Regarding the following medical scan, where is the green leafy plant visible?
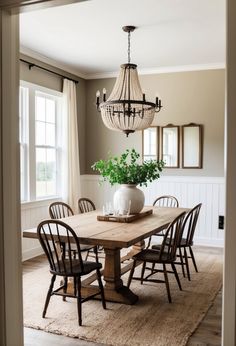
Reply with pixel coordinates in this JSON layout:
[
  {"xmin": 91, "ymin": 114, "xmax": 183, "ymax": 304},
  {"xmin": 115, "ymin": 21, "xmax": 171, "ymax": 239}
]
[{"xmin": 92, "ymin": 149, "xmax": 165, "ymax": 187}]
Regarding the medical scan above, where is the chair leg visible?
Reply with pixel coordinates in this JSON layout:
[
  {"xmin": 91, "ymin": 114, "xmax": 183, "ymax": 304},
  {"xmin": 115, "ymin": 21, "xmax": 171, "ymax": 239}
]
[
  {"xmin": 141, "ymin": 261, "xmax": 146, "ymax": 284},
  {"xmin": 74, "ymin": 276, "xmax": 77, "ymax": 297},
  {"xmin": 189, "ymin": 246, "xmax": 198, "ymax": 272},
  {"xmin": 96, "ymin": 269, "xmax": 106, "ymax": 309},
  {"xmin": 43, "ymin": 274, "xmax": 56, "ymax": 318},
  {"xmin": 85, "ymin": 250, "xmax": 89, "ymax": 261},
  {"xmin": 151, "ymin": 262, "xmax": 156, "ymax": 274},
  {"xmin": 184, "ymin": 247, "xmax": 191, "ymax": 281},
  {"xmin": 179, "ymin": 247, "xmax": 186, "ymax": 278},
  {"xmin": 127, "ymin": 260, "xmax": 136, "ymax": 288},
  {"xmin": 146, "ymin": 236, "xmax": 152, "ymax": 249},
  {"xmin": 63, "ymin": 276, "xmax": 68, "ymax": 301},
  {"xmin": 163, "ymin": 263, "xmax": 172, "ymax": 303},
  {"xmin": 171, "ymin": 263, "xmax": 182, "ymax": 291},
  {"xmin": 94, "ymin": 246, "xmax": 99, "ymax": 263},
  {"xmin": 76, "ymin": 276, "xmax": 82, "ymax": 326}
]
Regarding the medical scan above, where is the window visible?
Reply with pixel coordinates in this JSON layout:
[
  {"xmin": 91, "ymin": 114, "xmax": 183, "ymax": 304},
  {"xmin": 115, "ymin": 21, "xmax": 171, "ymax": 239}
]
[{"xmin": 20, "ymin": 81, "xmax": 64, "ymax": 202}]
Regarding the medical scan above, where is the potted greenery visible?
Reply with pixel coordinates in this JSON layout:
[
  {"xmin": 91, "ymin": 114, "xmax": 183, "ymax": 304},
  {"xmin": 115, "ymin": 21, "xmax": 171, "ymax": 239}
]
[{"xmin": 92, "ymin": 149, "xmax": 165, "ymax": 214}]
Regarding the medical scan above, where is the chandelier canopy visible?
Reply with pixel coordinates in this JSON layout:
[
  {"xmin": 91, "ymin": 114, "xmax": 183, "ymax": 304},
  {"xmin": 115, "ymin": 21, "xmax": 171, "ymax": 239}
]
[{"xmin": 96, "ymin": 26, "xmax": 162, "ymax": 137}]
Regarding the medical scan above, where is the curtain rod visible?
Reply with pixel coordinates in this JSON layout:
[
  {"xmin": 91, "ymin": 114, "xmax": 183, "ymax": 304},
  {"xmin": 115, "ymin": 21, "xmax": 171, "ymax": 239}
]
[{"xmin": 20, "ymin": 58, "xmax": 79, "ymax": 84}]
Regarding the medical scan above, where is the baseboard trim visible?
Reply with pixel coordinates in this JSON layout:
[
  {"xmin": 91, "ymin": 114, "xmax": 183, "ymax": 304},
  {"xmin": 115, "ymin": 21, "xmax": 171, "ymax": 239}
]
[
  {"xmin": 194, "ymin": 237, "xmax": 224, "ymax": 248},
  {"xmin": 22, "ymin": 246, "xmax": 43, "ymax": 262}
]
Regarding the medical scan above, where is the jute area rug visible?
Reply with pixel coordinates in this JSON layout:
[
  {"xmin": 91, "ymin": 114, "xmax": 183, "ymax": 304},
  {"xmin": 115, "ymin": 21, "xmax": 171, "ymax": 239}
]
[{"xmin": 23, "ymin": 248, "xmax": 222, "ymax": 346}]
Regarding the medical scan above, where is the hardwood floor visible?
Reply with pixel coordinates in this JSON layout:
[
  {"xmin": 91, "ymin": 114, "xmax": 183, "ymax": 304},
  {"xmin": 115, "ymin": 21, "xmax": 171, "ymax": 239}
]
[{"xmin": 23, "ymin": 246, "xmax": 223, "ymax": 346}]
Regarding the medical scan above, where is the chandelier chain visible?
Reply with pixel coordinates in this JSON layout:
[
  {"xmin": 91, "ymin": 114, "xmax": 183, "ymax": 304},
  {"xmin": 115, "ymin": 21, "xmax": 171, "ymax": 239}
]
[{"xmin": 128, "ymin": 31, "xmax": 131, "ymax": 63}]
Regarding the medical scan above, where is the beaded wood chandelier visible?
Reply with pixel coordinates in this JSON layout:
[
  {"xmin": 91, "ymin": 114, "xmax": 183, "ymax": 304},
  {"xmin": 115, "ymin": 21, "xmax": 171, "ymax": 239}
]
[{"xmin": 96, "ymin": 26, "xmax": 162, "ymax": 137}]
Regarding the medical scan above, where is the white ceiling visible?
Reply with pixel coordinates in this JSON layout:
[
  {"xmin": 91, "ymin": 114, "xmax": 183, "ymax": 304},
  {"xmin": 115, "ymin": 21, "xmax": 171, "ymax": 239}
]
[{"xmin": 20, "ymin": 0, "xmax": 225, "ymax": 79}]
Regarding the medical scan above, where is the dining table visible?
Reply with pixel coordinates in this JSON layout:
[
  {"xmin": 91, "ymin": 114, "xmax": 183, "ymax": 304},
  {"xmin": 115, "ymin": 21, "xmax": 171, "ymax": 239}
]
[{"xmin": 23, "ymin": 206, "xmax": 189, "ymax": 305}]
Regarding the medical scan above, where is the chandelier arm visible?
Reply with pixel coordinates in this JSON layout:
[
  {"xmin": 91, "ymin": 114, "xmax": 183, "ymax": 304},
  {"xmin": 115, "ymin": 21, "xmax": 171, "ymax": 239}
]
[{"xmin": 100, "ymin": 99, "xmax": 156, "ymax": 107}]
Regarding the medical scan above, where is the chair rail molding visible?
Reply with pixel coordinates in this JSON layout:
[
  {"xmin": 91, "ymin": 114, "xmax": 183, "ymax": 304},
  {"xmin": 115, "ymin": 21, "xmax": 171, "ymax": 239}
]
[{"xmin": 81, "ymin": 175, "xmax": 225, "ymax": 247}]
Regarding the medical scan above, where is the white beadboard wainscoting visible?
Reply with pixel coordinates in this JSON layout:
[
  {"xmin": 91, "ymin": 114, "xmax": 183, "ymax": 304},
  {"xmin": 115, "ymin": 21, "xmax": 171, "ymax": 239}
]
[
  {"xmin": 21, "ymin": 198, "xmax": 61, "ymax": 261},
  {"xmin": 81, "ymin": 175, "xmax": 225, "ymax": 247}
]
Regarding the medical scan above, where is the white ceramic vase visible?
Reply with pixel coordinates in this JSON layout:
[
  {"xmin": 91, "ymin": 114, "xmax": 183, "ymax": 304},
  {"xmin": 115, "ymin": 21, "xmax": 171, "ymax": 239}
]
[{"xmin": 113, "ymin": 184, "xmax": 145, "ymax": 215}]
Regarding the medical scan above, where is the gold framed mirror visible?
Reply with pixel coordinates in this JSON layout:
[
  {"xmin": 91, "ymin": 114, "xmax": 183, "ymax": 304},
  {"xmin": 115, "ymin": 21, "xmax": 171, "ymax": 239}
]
[
  {"xmin": 182, "ymin": 123, "xmax": 203, "ymax": 168},
  {"xmin": 161, "ymin": 124, "xmax": 180, "ymax": 168}
]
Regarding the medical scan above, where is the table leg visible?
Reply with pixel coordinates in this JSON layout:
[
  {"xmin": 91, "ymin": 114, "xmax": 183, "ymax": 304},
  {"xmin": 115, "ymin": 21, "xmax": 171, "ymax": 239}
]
[
  {"xmin": 102, "ymin": 247, "xmax": 138, "ymax": 304},
  {"xmin": 80, "ymin": 247, "xmax": 138, "ymax": 305}
]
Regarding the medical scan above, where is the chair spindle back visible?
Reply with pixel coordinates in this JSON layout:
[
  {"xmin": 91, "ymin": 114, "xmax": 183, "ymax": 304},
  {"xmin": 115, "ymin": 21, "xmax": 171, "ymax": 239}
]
[
  {"xmin": 153, "ymin": 195, "xmax": 179, "ymax": 208},
  {"xmin": 49, "ymin": 202, "xmax": 74, "ymax": 219},
  {"xmin": 182, "ymin": 203, "xmax": 202, "ymax": 246},
  {"xmin": 78, "ymin": 198, "xmax": 96, "ymax": 214},
  {"xmin": 37, "ymin": 220, "xmax": 84, "ymax": 275},
  {"xmin": 159, "ymin": 212, "xmax": 186, "ymax": 261}
]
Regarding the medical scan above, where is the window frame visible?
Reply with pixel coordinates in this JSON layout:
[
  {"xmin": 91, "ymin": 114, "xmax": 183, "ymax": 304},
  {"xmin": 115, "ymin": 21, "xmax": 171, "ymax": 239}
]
[
  {"xmin": 19, "ymin": 85, "xmax": 29, "ymax": 202},
  {"xmin": 20, "ymin": 80, "xmax": 63, "ymax": 203}
]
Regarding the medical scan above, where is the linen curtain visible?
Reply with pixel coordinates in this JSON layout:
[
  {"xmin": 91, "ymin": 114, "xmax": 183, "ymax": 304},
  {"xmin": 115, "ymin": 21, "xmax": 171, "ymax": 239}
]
[{"xmin": 63, "ymin": 79, "xmax": 81, "ymax": 212}]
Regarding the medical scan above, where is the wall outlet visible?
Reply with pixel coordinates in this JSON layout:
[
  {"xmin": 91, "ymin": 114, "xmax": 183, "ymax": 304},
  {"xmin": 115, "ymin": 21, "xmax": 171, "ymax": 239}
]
[{"xmin": 218, "ymin": 215, "xmax": 224, "ymax": 230}]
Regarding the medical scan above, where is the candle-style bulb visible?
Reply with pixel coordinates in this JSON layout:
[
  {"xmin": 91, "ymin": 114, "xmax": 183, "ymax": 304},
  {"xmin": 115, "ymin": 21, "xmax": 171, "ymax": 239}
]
[
  {"xmin": 103, "ymin": 88, "xmax": 106, "ymax": 102},
  {"xmin": 96, "ymin": 90, "xmax": 100, "ymax": 110}
]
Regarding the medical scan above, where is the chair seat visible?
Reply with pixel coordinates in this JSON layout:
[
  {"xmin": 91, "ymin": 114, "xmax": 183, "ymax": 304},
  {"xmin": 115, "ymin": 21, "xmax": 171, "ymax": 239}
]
[
  {"xmin": 178, "ymin": 238, "xmax": 193, "ymax": 247},
  {"xmin": 51, "ymin": 259, "xmax": 102, "ymax": 276},
  {"xmin": 152, "ymin": 238, "xmax": 193, "ymax": 249},
  {"xmin": 133, "ymin": 249, "xmax": 175, "ymax": 263}
]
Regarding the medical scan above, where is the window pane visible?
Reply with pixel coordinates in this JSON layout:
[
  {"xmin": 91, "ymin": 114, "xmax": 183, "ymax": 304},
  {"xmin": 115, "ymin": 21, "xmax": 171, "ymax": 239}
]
[
  {"xmin": 46, "ymin": 149, "xmax": 56, "ymax": 195},
  {"xmin": 36, "ymin": 148, "xmax": 46, "ymax": 197},
  {"xmin": 36, "ymin": 96, "xmax": 45, "ymax": 121},
  {"xmin": 46, "ymin": 99, "xmax": 55, "ymax": 123},
  {"xmin": 46, "ymin": 123, "xmax": 55, "ymax": 146},
  {"xmin": 36, "ymin": 147, "xmax": 56, "ymax": 198},
  {"xmin": 36, "ymin": 121, "xmax": 46, "ymax": 145},
  {"xmin": 20, "ymin": 145, "xmax": 25, "ymax": 201}
]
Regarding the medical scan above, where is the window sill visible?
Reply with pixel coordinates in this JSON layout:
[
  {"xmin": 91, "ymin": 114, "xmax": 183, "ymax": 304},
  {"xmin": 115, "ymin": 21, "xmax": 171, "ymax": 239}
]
[{"xmin": 21, "ymin": 197, "xmax": 62, "ymax": 210}]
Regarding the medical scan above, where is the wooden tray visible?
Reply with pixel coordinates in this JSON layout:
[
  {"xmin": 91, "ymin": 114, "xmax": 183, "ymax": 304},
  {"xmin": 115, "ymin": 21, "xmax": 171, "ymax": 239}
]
[{"xmin": 97, "ymin": 209, "xmax": 153, "ymax": 223}]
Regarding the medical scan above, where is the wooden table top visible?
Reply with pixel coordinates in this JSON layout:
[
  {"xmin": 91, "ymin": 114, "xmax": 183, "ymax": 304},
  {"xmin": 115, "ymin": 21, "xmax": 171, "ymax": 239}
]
[{"xmin": 23, "ymin": 206, "xmax": 189, "ymax": 248}]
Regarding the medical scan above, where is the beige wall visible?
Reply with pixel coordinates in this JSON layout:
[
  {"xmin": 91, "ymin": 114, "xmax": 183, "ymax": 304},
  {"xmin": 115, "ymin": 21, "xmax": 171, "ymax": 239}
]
[
  {"xmin": 20, "ymin": 54, "xmax": 87, "ymax": 173},
  {"xmin": 86, "ymin": 69, "xmax": 225, "ymax": 176}
]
